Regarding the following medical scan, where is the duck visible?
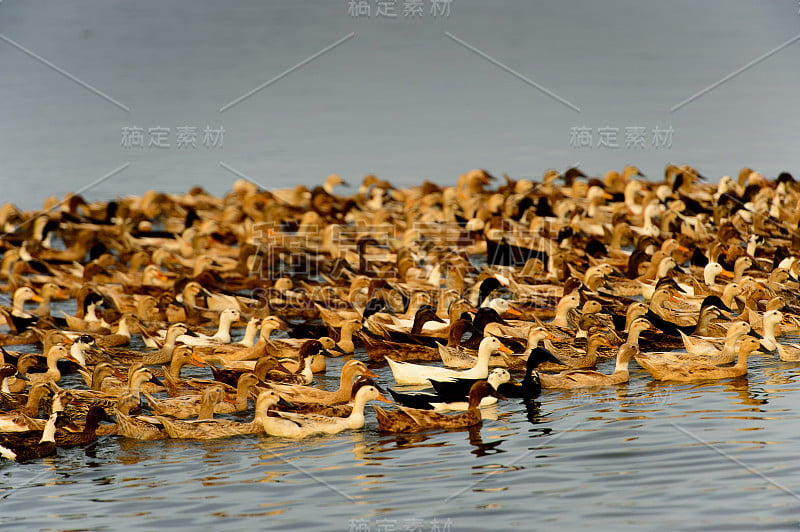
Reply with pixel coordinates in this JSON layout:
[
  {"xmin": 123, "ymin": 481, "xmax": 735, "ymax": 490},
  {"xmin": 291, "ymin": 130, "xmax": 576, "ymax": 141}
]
[
  {"xmin": 677, "ymin": 320, "xmax": 751, "ymax": 361},
  {"xmin": 24, "ymin": 345, "xmax": 76, "ymax": 385},
  {"xmin": 430, "ymin": 347, "xmax": 563, "ymax": 402},
  {"xmin": 0, "ymin": 286, "xmax": 43, "ymax": 333},
  {"xmin": 388, "ymin": 368, "xmax": 511, "ymax": 411},
  {"xmin": 373, "ymin": 381, "xmax": 502, "ymax": 433},
  {"xmin": 265, "ymin": 360, "xmax": 377, "ymax": 405},
  {"xmin": 113, "ymin": 323, "xmax": 193, "ymax": 365},
  {"xmin": 538, "ymin": 343, "xmax": 638, "ymax": 389},
  {"xmin": 113, "ymin": 393, "xmax": 168, "ymax": 440},
  {"xmin": 0, "ymin": 411, "xmax": 59, "ymax": 461},
  {"xmin": 155, "ymin": 389, "xmax": 292, "ymax": 440},
  {"xmin": 144, "ymin": 372, "xmax": 259, "ymax": 419},
  {"xmin": 0, "ymin": 382, "xmax": 50, "ymax": 426},
  {"xmin": 54, "ymin": 405, "xmax": 113, "ymax": 447},
  {"xmin": 636, "ymin": 336, "xmax": 763, "ymax": 382},
  {"xmin": 263, "ymin": 384, "xmax": 389, "ymax": 438},
  {"xmin": 540, "ymin": 331, "xmax": 612, "ymax": 369},
  {"xmin": 386, "ymin": 336, "xmax": 511, "ymax": 386},
  {"xmin": 163, "ymin": 308, "xmax": 241, "ymax": 346}
]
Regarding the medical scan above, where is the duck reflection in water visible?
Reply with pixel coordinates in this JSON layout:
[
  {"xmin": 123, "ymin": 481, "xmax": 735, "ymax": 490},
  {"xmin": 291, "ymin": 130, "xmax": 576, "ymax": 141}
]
[{"xmin": 467, "ymin": 425, "xmax": 505, "ymax": 457}]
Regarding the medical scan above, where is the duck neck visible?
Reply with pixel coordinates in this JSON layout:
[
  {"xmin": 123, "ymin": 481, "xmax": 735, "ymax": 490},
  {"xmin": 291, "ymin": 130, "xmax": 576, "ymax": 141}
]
[
  {"xmin": 25, "ymin": 387, "xmax": 47, "ymax": 416},
  {"xmin": 168, "ymin": 356, "xmax": 188, "ymax": 379},
  {"xmin": 90, "ymin": 370, "xmax": 109, "ymax": 391},
  {"xmin": 721, "ymin": 330, "xmax": 746, "ymax": 356},
  {"xmin": 39, "ymin": 413, "xmax": 58, "ymax": 444},
  {"xmin": 693, "ymin": 309, "xmax": 717, "ymax": 336},
  {"xmin": 69, "ymin": 343, "xmax": 87, "ymax": 366},
  {"xmin": 347, "ymin": 392, "xmax": 369, "ymax": 424},
  {"xmin": 116, "ymin": 318, "xmax": 131, "ymax": 339},
  {"xmin": 338, "ymin": 324, "xmax": 357, "ymax": 354},
  {"xmin": 626, "ymin": 327, "xmax": 643, "ymax": 346},
  {"xmin": 128, "ymin": 375, "xmax": 147, "ymax": 400},
  {"xmin": 524, "ymin": 334, "xmax": 543, "ymax": 355},
  {"xmin": 762, "ymin": 318, "xmax": 779, "ymax": 349},
  {"xmin": 197, "ymin": 396, "xmax": 217, "ymax": 420},
  {"xmin": 213, "ymin": 314, "xmax": 235, "ymax": 342},
  {"xmin": 551, "ymin": 299, "xmax": 577, "ymax": 328},
  {"xmin": 613, "ymin": 355, "xmax": 631, "ymax": 375},
  {"xmin": 45, "ymin": 352, "xmax": 63, "ymax": 381},
  {"xmin": 734, "ymin": 348, "xmax": 753, "ymax": 370},
  {"xmin": 298, "ymin": 357, "xmax": 313, "ymax": 382},
  {"xmin": 235, "ymin": 381, "xmax": 252, "ymax": 410},
  {"xmin": 335, "ymin": 368, "xmax": 356, "ymax": 399},
  {"xmin": 12, "ymin": 291, "xmax": 29, "ymax": 313},
  {"xmin": 239, "ymin": 321, "xmax": 259, "ymax": 346}
]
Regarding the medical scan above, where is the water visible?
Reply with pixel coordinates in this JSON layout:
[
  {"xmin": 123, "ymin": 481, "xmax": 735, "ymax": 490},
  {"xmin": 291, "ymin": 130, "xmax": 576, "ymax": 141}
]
[
  {"xmin": 1, "ymin": 1, "xmax": 799, "ymax": 209},
  {"xmin": 3, "ymin": 340, "xmax": 800, "ymax": 531},
  {"xmin": 3, "ymin": 1, "xmax": 800, "ymax": 530}
]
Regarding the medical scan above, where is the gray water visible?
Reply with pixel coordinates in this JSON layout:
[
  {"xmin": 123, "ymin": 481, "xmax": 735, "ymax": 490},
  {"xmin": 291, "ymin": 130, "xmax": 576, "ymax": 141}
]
[
  {"xmin": 3, "ymin": 344, "xmax": 800, "ymax": 531},
  {"xmin": 2, "ymin": 2, "xmax": 800, "ymax": 530},
  {"xmin": 2, "ymin": 1, "xmax": 799, "ymax": 209}
]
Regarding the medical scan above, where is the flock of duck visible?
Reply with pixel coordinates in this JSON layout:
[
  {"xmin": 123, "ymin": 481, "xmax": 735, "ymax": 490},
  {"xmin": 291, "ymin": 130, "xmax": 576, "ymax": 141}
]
[{"xmin": 1, "ymin": 165, "xmax": 799, "ymax": 461}]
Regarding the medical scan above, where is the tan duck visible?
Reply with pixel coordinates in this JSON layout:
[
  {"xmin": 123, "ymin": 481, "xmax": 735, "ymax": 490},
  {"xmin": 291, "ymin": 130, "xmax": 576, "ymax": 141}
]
[
  {"xmin": 266, "ymin": 360, "xmax": 378, "ymax": 405},
  {"xmin": 677, "ymin": 321, "xmax": 752, "ymax": 363},
  {"xmin": 636, "ymin": 336, "xmax": 763, "ymax": 382},
  {"xmin": 25, "ymin": 345, "xmax": 76, "ymax": 385},
  {"xmin": 155, "ymin": 389, "xmax": 288, "ymax": 440},
  {"xmin": 265, "ymin": 384, "xmax": 389, "ymax": 438},
  {"xmin": 112, "ymin": 323, "xmax": 192, "ymax": 365},
  {"xmin": 143, "ymin": 372, "xmax": 258, "ymax": 419},
  {"xmin": 2, "ymin": 353, "xmax": 40, "ymax": 393},
  {"xmin": 541, "ymin": 331, "xmax": 612, "ymax": 369},
  {"xmin": 152, "ymin": 386, "xmax": 227, "ymax": 426},
  {"xmin": 538, "ymin": 343, "xmax": 638, "ymax": 389},
  {"xmin": 373, "ymin": 380, "xmax": 501, "ymax": 433},
  {"xmin": 113, "ymin": 393, "xmax": 168, "ymax": 441}
]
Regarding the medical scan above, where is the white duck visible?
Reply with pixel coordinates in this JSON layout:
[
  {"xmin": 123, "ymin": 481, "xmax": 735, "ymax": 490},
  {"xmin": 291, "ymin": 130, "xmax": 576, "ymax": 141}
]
[{"xmin": 386, "ymin": 336, "xmax": 511, "ymax": 386}]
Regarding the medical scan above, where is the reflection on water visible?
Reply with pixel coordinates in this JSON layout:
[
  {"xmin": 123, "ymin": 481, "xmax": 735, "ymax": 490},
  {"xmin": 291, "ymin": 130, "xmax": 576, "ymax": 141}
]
[{"xmin": 2, "ymin": 319, "xmax": 800, "ymax": 530}]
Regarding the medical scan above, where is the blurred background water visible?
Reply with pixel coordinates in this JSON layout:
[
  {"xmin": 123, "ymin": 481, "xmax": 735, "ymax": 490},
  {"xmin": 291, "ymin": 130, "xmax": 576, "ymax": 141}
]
[
  {"xmin": 1, "ymin": 1, "xmax": 799, "ymax": 209},
  {"xmin": 2, "ymin": 2, "xmax": 800, "ymax": 530}
]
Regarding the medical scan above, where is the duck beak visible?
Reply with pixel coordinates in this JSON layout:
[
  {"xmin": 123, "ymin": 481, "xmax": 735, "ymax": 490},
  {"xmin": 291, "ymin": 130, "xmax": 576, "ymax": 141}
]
[
  {"xmin": 549, "ymin": 353, "xmax": 567, "ymax": 365},
  {"xmin": 467, "ymin": 307, "xmax": 478, "ymax": 314},
  {"xmin": 676, "ymin": 245, "xmax": 690, "ymax": 253},
  {"xmin": 363, "ymin": 368, "xmax": 379, "ymax": 378},
  {"xmin": 277, "ymin": 396, "xmax": 294, "ymax": 408},
  {"xmin": 112, "ymin": 367, "xmax": 126, "ymax": 379},
  {"xmin": 330, "ymin": 344, "xmax": 348, "ymax": 356},
  {"xmin": 503, "ymin": 306, "xmax": 523, "ymax": 318},
  {"xmin": 223, "ymin": 396, "xmax": 237, "ymax": 405},
  {"xmin": 498, "ymin": 344, "xmax": 513, "ymax": 354},
  {"xmin": 182, "ymin": 329, "xmax": 199, "ymax": 337},
  {"xmin": 13, "ymin": 372, "xmax": 29, "ymax": 382},
  {"xmin": 30, "ymin": 294, "xmax": 44, "ymax": 303},
  {"xmin": 492, "ymin": 390, "xmax": 507, "ymax": 401},
  {"xmin": 55, "ymin": 289, "xmax": 69, "ymax": 299},
  {"xmin": 149, "ymin": 374, "xmax": 164, "ymax": 386},
  {"xmin": 720, "ymin": 270, "xmax": 735, "ymax": 278},
  {"xmin": 190, "ymin": 352, "xmax": 206, "ymax": 367},
  {"xmin": 375, "ymin": 392, "xmax": 392, "ymax": 404}
]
